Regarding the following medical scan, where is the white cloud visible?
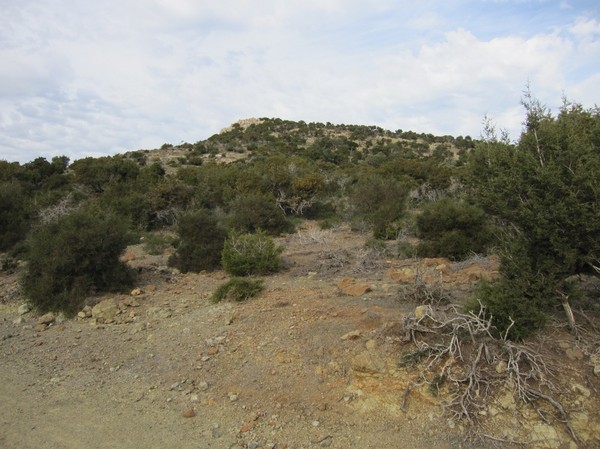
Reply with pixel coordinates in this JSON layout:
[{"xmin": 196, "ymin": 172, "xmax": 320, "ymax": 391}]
[{"xmin": 0, "ymin": 0, "xmax": 599, "ymax": 162}]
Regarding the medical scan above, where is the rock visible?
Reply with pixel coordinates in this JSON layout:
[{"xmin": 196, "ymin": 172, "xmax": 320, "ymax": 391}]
[
  {"xmin": 528, "ymin": 423, "xmax": 560, "ymax": 449},
  {"xmin": 365, "ymin": 339, "xmax": 377, "ymax": 350},
  {"xmin": 495, "ymin": 360, "xmax": 508, "ymax": 373},
  {"xmin": 591, "ymin": 355, "xmax": 600, "ymax": 377},
  {"xmin": 38, "ymin": 312, "xmax": 56, "ymax": 325},
  {"xmin": 199, "ymin": 381, "xmax": 210, "ymax": 391},
  {"xmin": 386, "ymin": 267, "xmax": 416, "ymax": 284},
  {"xmin": 496, "ymin": 390, "xmax": 516, "ymax": 411},
  {"xmin": 12, "ymin": 316, "xmax": 25, "ymax": 325},
  {"xmin": 92, "ymin": 299, "xmax": 119, "ymax": 323},
  {"xmin": 340, "ymin": 330, "xmax": 362, "ymax": 341},
  {"xmin": 131, "ymin": 288, "xmax": 143, "ymax": 296},
  {"xmin": 565, "ymin": 346, "xmax": 584, "ymax": 361},
  {"xmin": 351, "ymin": 350, "xmax": 385, "ymax": 375},
  {"xmin": 18, "ymin": 303, "xmax": 32, "ymax": 315},
  {"xmin": 337, "ymin": 278, "xmax": 371, "ymax": 296},
  {"xmin": 181, "ymin": 408, "xmax": 196, "ymax": 418},
  {"xmin": 414, "ymin": 305, "xmax": 431, "ymax": 321},
  {"xmin": 145, "ymin": 284, "xmax": 157, "ymax": 293},
  {"xmin": 572, "ymin": 383, "xmax": 591, "ymax": 398},
  {"xmin": 229, "ymin": 393, "xmax": 239, "ymax": 402},
  {"xmin": 34, "ymin": 324, "xmax": 47, "ymax": 332}
]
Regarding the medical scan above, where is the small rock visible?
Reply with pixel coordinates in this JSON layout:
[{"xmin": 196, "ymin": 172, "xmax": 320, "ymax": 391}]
[
  {"xmin": 229, "ymin": 393, "xmax": 239, "ymax": 402},
  {"xmin": 495, "ymin": 360, "xmax": 507, "ymax": 373},
  {"xmin": 591, "ymin": 355, "xmax": 600, "ymax": 377},
  {"xmin": 340, "ymin": 330, "xmax": 362, "ymax": 341},
  {"xmin": 18, "ymin": 304, "xmax": 32, "ymax": 315},
  {"xmin": 145, "ymin": 284, "xmax": 157, "ymax": 293},
  {"xmin": 199, "ymin": 381, "xmax": 209, "ymax": 391},
  {"xmin": 181, "ymin": 408, "xmax": 196, "ymax": 418},
  {"xmin": 312, "ymin": 420, "xmax": 320, "ymax": 427},
  {"xmin": 190, "ymin": 394, "xmax": 200, "ymax": 403},
  {"xmin": 365, "ymin": 339, "xmax": 377, "ymax": 350},
  {"xmin": 12, "ymin": 316, "xmax": 25, "ymax": 325},
  {"xmin": 131, "ymin": 288, "xmax": 143, "ymax": 296},
  {"xmin": 565, "ymin": 347, "xmax": 584, "ymax": 361},
  {"xmin": 414, "ymin": 305, "xmax": 431, "ymax": 321},
  {"xmin": 351, "ymin": 350, "xmax": 385, "ymax": 374},
  {"xmin": 34, "ymin": 323, "xmax": 47, "ymax": 332},
  {"xmin": 38, "ymin": 312, "xmax": 55, "ymax": 325},
  {"xmin": 572, "ymin": 383, "xmax": 591, "ymax": 398}
]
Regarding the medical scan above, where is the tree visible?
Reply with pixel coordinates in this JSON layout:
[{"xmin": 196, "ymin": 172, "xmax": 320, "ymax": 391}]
[
  {"xmin": 168, "ymin": 209, "xmax": 227, "ymax": 273},
  {"xmin": 22, "ymin": 209, "xmax": 134, "ymax": 314},
  {"xmin": 469, "ymin": 94, "xmax": 600, "ymax": 336}
]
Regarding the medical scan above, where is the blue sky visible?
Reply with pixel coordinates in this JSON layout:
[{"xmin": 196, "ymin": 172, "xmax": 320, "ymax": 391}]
[{"xmin": 1, "ymin": 0, "xmax": 599, "ymax": 163}]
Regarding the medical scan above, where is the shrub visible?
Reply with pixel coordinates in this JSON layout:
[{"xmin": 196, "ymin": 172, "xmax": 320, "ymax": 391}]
[
  {"xmin": 211, "ymin": 277, "xmax": 265, "ymax": 303},
  {"xmin": 349, "ymin": 175, "xmax": 410, "ymax": 239},
  {"xmin": 221, "ymin": 230, "xmax": 283, "ymax": 276},
  {"xmin": 0, "ymin": 181, "xmax": 30, "ymax": 251},
  {"xmin": 168, "ymin": 209, "xmax": 226, "ymax": 273},
  {"xmin": 228, "ymin": 193, "xmax": 293, "ymax": 235},
  {"xmin": 22, "ymin": 209, "xmax": 134, "ymax": 315},
  {"xmin": 466, "ymin": 281, "xmax": 547, "ymax": 341},
  {"xmin": 416, "ymin": 198, "xmax": 493, "ymax": 261},
  {"xmin": 143, "ymin": 232, "xmax": 174, "ymax": 255}
]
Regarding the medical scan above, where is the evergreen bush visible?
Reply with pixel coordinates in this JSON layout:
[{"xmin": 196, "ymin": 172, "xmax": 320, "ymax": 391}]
[
  {"xmin": 221, "ymin": 230, "xmax": 283, "ymax": 276},
  {"xmin": 22, "ymin": 209, "xmax": 134, "ymax": 314},
  {"xmin": 168, "ymin": 209, "xmax": 226, "ymax": 273},
  {"xmin": 211, "ymin": 277, "xmax": 265, "ymax": 303}
]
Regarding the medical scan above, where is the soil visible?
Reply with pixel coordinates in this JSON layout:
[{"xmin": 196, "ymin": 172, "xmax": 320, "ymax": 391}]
[{"xmin": 1, "ymin": 223, "xmax": 599, "ymax": 449}]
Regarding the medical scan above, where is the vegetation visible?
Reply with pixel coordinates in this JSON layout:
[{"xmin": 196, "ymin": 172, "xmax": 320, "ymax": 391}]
[
  {"xmin": 416, "ymin": 198, "xmax": 494, "ymax": 261},
  {"xmin": 469, "ymin": 94, "xmax": 600, "ymax": 338},
  {"xmin": 221, "ymin": 230, "xmax": 283, "ymax": 276},
  {"xmin": 211, "ymin": 277, "xmax": 265, "ymax": 303},
  {"xmin": 1, "ymin": 100, "xmax": 598, "ymax": 341},
  {"xmin": 21, "ymin": 208, "xmax": 134, "ymax": 315},
  {"xmin": 168, "ymin": 209, "xmax": 226, "ymax": 273}
]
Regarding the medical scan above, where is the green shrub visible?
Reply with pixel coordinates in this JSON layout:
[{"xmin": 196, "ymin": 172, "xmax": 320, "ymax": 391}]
[
  {"xmin": 22, "ymin": 209, "xmax": 134, "ymax": 315},
  {"xmin": 349, "ymin": 175, "xmax": 410, "ymax": 239},
  {"xmin": 228, "ymin": 193, "xmax": 293, "ymax": 235},
  {"xmin": 211, "ymin": 277, "xmax": 265, "ymax": 303},
  {"xmin": 466, "ymin": 281, "xmax": 547, "ymax": 341},
  {"xmin": 0, "ymin": 181, "xmax": 30, "ymax": 251},
  {"xmin": 221, "ymin": 230, "xmax": 283, "ymax": 276},
  {"xmin": 168, "ymin": 209, "xmax": 226, "ymax": 273},
  {"xmin": 416, "ymin": 198, "xmax": 493, "ymax": 261}
]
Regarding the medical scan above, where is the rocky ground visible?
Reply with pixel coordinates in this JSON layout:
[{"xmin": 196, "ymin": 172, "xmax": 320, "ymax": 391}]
[{"xmin": 1, "ymin": 223, "xmax": 599, "ymax": 449}]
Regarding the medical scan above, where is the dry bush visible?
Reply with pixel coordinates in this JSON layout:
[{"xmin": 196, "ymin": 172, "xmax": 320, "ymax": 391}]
[{"xmin": 400, "ymin": 304, "xmax": 578, "ymax": 443}]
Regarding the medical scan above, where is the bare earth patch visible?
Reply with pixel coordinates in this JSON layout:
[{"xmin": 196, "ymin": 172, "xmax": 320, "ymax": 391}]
[{"xmin": 1, "ymin": 224, "xmax": 599, "ymax": 449}]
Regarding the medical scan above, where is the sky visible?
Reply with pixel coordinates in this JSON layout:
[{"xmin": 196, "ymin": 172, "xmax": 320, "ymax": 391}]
[{"xmin": 1, "ymin": 0, "xmax": 599, "ymax": 163}]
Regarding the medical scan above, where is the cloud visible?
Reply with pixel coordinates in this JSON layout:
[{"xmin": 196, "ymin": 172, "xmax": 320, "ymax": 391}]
[{"xmin": 1, "ymin": 0, "xmax": 599, "ymax": 162}]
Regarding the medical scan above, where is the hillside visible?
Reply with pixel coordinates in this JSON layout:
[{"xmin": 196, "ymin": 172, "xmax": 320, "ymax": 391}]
[{"xmin": 2, "ymin": 108, "xmax": 600, "ymax": 448}]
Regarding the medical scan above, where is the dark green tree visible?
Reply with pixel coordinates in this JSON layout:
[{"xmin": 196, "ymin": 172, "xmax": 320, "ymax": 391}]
[
  {"xmin": 469, "ymin": 94, "xmax": 600, "ymax": 335},
  {"xmin": 22, "ymin": 209, "xmax": 134, "ymax": 314}
]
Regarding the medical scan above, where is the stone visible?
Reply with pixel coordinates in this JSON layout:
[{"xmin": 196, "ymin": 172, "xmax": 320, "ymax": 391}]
[
  {"xmin": 38, "ymin": 312, "xmax": 56, "ymax": 325},
  {"xmin": 229, "ymin": 393, "xmax": 239, "ymax": 402},
  {"xmin": 565, "ymin": 346, "xmax": 584, "ymax": 361},
  {"xmin": 340, "ymin": 330, "xmax": 362, "ymax": 341},
  {"xmin": 351, "ymin": 350, "xmax": 385, "ymax": 375},
  {"xmin": 131, "ymin": 288, "xmax": 143, "ymax": 296},
  {"xmin": 34, "ymin": 324, "xmax": 47, "ymax": 332},
  {"xmin": 591, "ymin": 355, "xmax": 600, "ymax": 377},
  {"xmin": 572, "ymin": 383, "xmax": 591, "ymax": 398},
  {"xmin": 386, "ymin": 267, "xmax": 416, "ymax": 284},
  {"xmin": 414, "ymin": 305, "xmax": 431, "ymax": 321},
  {"xmin": 496, "ymin": 390, "xmax": 516, "ymax": 411},
  {"xmin": 337, "ymin": 278, "xmax": 371, "ymax": 296},
  {"xmin": 495, "ymin": 360, "xmax": 508, "ymax": 373},
  {"xmin": 181, "ymin": 408, "xmax": 196, "ymax": 418},
  {"xmin": 145, "ymin": 284, "xmax": 157, "ymax": 293},
  {"xmin": 12, "ymin": 316, "xmax": 25, "ymax": 325},
  {"xmin": 92, "ymin": 299, "xmax": 119, "ymax": 323},
  {"xmin": 18, "ymin": 303, "xmax": 32, "ymax": 315},
  {"xmin": 365, "ymin": 339, "xmax": 377, "ymax": 350}
]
